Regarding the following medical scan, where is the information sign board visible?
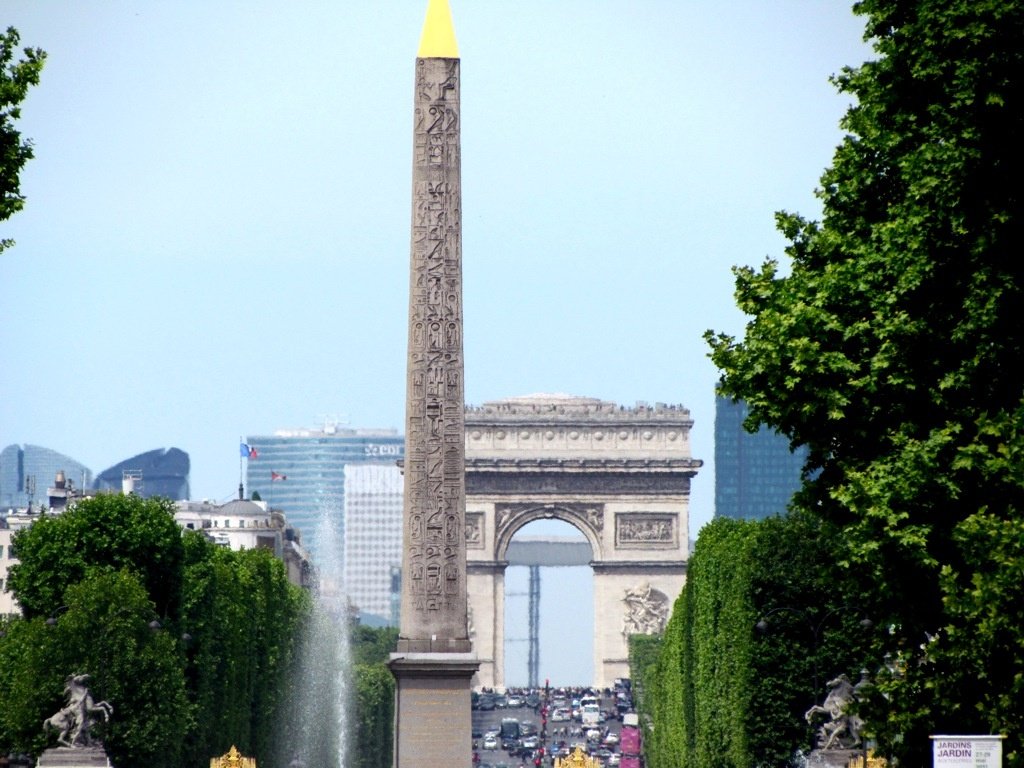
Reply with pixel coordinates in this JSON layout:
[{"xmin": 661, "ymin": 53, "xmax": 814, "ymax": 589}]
[{"xmin": 931, "ymin": 735, "xmax": 1005, "ymax": 768}]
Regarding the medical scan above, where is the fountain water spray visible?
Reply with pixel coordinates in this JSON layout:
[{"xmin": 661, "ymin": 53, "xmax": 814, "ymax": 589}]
[{"xmin": 279, "ymin": 497, "xmax": 351, "ymax": 768}]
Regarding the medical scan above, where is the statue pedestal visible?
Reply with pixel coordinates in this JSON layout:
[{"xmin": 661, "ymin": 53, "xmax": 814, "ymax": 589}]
[
  {"xmin": 36, "ymin": 746, "xmax": 111, "ymax": 768},
  {"xmin": 807, "ymin": 748, "xmax": 865, "ymax": 768},
  {"xmin": 389, "ymin": 652, "xmax": 478, "ymax": 768}
]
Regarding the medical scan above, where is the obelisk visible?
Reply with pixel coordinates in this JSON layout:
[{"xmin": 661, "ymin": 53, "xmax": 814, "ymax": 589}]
[{"xmin": 390, "ymin": 2, "xmax": 477, "ymax": 766}]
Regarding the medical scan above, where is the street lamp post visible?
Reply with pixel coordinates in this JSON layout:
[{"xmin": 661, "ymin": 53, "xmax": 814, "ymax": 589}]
[
  {"xmin": 45, "ymin": 605, "xmax": 165, "ymax": 709},
  {"xmin": 755, "ymin": 605, "xmax": 872, "ymax": 704},
  {"xmin": 756, "ymin": 605, "xmax": 874, "ymax": 763}
]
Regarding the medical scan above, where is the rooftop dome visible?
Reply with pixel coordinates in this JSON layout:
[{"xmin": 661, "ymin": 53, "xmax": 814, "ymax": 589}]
[{"xmin": 218, "ymin": 499, "xmax": 267, "ymax": 517}]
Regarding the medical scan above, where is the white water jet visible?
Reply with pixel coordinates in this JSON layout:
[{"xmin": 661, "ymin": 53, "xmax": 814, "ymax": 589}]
[{"xmin": 280, "ymin": 497, "xmax": 352, "ymax": 768}]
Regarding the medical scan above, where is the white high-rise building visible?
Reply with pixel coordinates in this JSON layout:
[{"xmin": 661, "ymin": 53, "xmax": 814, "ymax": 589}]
[{"xmin": 342, "ymin": 463, "xmax": 404, "ymax": 625}]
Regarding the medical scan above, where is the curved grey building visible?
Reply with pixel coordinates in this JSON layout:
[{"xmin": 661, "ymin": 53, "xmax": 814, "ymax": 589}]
[{"xmin": 94, "ymin": 447, "xmax": 190, "ymax": 500}]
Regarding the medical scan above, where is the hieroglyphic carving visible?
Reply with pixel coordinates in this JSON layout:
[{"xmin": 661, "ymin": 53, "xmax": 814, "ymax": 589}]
[
  {"xmin": 615, "ymin": 513, "xmax": 678, "ymax": 548},
  {"xmin": 402, "ymin": 54, "xmax": 466, "ymax": 632}
]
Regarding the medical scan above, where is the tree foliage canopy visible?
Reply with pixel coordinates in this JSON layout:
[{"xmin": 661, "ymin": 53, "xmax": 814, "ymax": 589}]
[
  {"xmin": 350, "ymin": 624, "xmax": 397, "ymax": 768},
  {"xmin": 8, "ymin": 494, "xmax": 185, "ymax": 621},
  {"xmin": 0, "ymin": 26, "xmax": 45, "ymax": 253},
  {"xmin": 705, "ymin": 0, "xmax": 1024, "ymax": 763},
  {"xmin": 1, "ymin": 494, "xmax": 308, "ymax": 768}
]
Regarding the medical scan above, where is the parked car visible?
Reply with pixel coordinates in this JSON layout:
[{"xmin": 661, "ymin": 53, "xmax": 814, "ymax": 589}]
[{"xmin": 483, "ymin": 735, "xmax": 499, "ymax": 750}]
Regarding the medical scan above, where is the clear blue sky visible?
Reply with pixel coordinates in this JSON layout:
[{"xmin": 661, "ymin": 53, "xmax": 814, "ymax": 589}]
[{"xmin": 3, "ymin": 1, "xmax": 872, "ymax": 684}]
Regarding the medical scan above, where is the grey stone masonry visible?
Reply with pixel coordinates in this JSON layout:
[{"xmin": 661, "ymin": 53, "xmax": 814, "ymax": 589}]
[
  {"xmin": 36, "ymin": 747, "xmax": 111, "ymax": 767},
  {"xmin": 397, "ymin": 53, "xmax": 471, "ymax": 654}
]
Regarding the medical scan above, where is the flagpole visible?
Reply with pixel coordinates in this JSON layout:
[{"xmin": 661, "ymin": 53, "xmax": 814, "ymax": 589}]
[{"xmin": 239, "ymin": 436, "xmax": 244, "ymax": 500}]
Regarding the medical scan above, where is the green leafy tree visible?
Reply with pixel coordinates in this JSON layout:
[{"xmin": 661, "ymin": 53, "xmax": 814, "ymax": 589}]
[
  {"xmin": 351, "ymin": 623, "xmax": 398, "ymax": 666},
  {"xmin": 178, "ymin": 532, "xmax": 308, "ymax": 767},
  {"xmin": 350, "ymin": 624, "xmax": 397, "ymax": 768},
  {"xmin": 352, "ymin": 662, "xmax": 394, "ymax": 768},
  {"xmin": 644, "ymin": 516, "xmax": 877, "ymax": 768},
  {"xmin": 1, "ymin": 26, "xmax": 45, "ymax": 253},
  {"xmin": 631, "ymin": 625, "xmax": 676, "ymax": 768},
  {"xmin": 2, "ymin": 498, "xmax": 308, "ymax": 768},
  {"xmin": 0, "ymin": 613, "xmax": 60, "ymax": 755},
  {"xmin": 0, "ymin": 569, "xmax": 189, "ymax": 767},
  {"xmin": 705, "ymin": 1, "xmax": 1024, "ymax": 763},
  {"xmin": 7, "ymin": 494, "xmax": 185, "ymax": 621}
]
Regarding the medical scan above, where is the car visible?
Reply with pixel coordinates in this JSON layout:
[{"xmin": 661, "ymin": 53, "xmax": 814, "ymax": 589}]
[
  {"xmin": 477, "ymin": 695, "xmax": 496, "ymax": 711},
  {"xmin": 603, "ymin": 732, "xmax": 620, "ymax": 747},
  {"xmin": 483, "ymin": 735, "xmax": 499, "ymax": 750},
  {"xmin": 506, "ymin": 695, "xmax": 524, "ymax": 707},
  {"xmin": 607, "ymin": 753, "xmax": 621, "ymax": 766},
  {"xmin": 521, "ymin": 735, "xmax": 540, "ymax": 749},
  {"xmin": 551, "ymin": 707, "xmax": 571, "ymax": 722}
]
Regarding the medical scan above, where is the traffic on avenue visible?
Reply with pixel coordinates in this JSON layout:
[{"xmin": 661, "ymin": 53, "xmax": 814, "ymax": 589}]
[{"xmin": 470, "ymin": 680, "xmax": 640, "ymax": 768}]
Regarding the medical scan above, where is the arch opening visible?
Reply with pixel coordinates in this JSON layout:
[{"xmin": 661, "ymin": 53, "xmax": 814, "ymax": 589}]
[{"xmin": 503, "ymin": 518, "xmax": 594, "ymax": 688}]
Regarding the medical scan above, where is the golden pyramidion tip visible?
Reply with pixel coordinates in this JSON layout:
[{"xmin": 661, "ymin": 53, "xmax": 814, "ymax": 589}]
[{"xmin": 418, "ymin": 0, "xmax": 459, "ymax": 58}]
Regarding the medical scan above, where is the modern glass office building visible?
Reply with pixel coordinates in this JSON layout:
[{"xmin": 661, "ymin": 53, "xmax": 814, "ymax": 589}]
[
  {"xmin": 714, "ymin": 397, "xmax": 807, "ymax": 520},
  {"xmin": 244, "ymin": 425, "xmax": 405, "ymax": 583},
  {"xmin": 0, "ymin": 444, "xmax": 93, "ymax": 511}
]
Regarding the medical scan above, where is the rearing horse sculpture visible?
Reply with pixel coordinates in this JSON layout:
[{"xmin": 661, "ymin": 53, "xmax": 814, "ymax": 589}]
[
  {"xmin": 804, "ymin": 673, "xmax": 863, "ymax": 750},
  {"xmin": 43, "ymin": 674, "xmax": 113, "ymax": 748}
]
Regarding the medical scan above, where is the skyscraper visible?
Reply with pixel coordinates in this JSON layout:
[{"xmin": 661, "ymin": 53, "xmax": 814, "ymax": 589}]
[
  {"xmin": 342, "ymin": 463, "xmax": 404, "ymax": 624},
  {"xmin": 714, "ymin": 396, "xmax": 807, "ymax": 520},
  {"xmin": 244, "ymin": 424, "xmax": 404, "ymax": 562},
  {"xmin": 0, "ymin": 444, "xmax": 92, "ymax": 510}
]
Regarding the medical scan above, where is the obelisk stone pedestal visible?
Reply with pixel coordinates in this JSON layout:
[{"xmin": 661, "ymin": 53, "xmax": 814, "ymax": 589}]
[{"xmin": 390, "ymin": 654, "xmax": 478, "ymax": 766}]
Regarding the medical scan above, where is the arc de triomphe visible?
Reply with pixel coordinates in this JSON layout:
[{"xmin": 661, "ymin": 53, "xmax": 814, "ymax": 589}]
[{"xmin": 463, "ymin": 394, "xmax": 702, "ymax": 689}]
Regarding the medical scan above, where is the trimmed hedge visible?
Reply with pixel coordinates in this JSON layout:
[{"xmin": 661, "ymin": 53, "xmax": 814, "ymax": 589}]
[{"xmin": 642, "ymin": 514, "xmax": 877, "ymax": 768}]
